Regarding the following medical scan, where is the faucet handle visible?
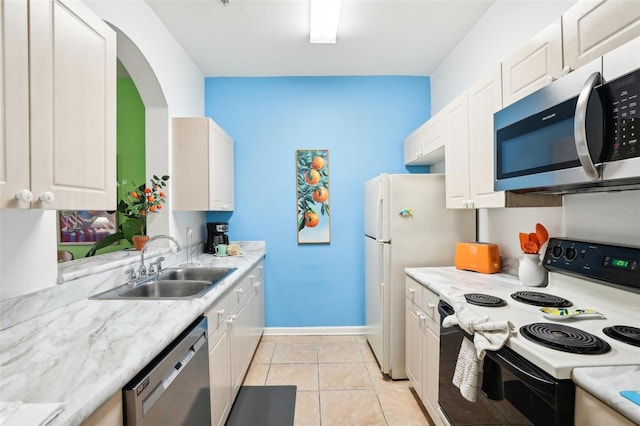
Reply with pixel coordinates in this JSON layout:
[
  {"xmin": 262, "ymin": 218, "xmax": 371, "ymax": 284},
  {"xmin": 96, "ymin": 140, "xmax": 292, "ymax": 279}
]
[
  {"xmin": 148, "ymin": 257, "xmax": 165, "ymax": 275},
  {"xmin": 124, "ymin": 269, "xmax": 137, "ymax": 286}
]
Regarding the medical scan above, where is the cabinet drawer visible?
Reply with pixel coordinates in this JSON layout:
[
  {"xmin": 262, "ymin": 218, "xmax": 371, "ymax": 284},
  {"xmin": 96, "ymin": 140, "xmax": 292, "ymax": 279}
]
[
  {"xmin": 229, "ymin": 272, "xmax": 252, "ymax": 309},
  {"xmin": 422, "ymin": 288, "xmax": 439, "ymax": 322},
  {"xmin": 207, "ymin": 293, "xmax": 230, "ymax": 334},
  {"xmin": 405, "ymin": 277, "xmax": 424, "ymax": 309}
]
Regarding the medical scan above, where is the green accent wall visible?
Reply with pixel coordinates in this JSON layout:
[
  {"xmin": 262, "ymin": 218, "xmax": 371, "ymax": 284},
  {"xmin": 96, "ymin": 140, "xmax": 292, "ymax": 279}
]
[{"xmin": 58, "ymin": 78, "xmax": 145, "ymax": 259}]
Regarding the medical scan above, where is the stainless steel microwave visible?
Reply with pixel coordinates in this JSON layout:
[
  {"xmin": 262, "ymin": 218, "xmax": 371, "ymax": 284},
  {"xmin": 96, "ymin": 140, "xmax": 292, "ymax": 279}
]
[{"xmin": 494, "ymin": 40, "xmax": 640, "ymax": 194}]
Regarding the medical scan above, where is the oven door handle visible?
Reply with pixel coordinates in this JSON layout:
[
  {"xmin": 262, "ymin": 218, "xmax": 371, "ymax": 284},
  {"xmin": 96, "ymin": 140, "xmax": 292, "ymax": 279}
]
[
  {"xmin": 574, "ymin": 71, "xmax": 601, "ymax": 181},
  {"xmin": 486, "ymin": 344, "xmax": 558, "ymax": 398}
]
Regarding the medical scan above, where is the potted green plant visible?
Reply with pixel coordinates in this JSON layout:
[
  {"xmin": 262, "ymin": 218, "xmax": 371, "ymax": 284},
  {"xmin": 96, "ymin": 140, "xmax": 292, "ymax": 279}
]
[{"xmin": 86, "ymin": 175, "xmax": 169, "ymax": 256}]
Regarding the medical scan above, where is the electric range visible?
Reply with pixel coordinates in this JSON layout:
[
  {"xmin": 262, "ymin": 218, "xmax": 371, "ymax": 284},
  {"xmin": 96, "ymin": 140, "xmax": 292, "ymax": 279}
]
[
  {"xmin": 437, "ymin": 238, "xmax": 640, "ymax": 426},
  {"xmin": 457, "ymin": 238, "xmax": 639, "ymax": 380}
]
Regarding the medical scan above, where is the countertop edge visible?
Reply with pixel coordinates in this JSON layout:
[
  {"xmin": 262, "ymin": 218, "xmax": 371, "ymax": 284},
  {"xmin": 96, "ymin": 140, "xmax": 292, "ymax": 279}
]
[
  {"xmin": 0, "ymin": 247, "xmax": 266, "ymax": 426},
  {"xmin": 572, "ymin": 366, "xmax": 640, "ymax": 424}
]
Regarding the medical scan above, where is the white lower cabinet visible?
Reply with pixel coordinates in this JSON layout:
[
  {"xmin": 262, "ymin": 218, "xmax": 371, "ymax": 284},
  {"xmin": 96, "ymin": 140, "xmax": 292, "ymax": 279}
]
[
  {"xmin": 209, "ymin": 323, "xmax": 232, "ymax": 426},
  {"xmin": 574, "ymin": 387, "xmax": 635, "ymax": 426},
  {"xmin": 405, "ymin": 277, "xmax": 441, "ymax": 424},
  {"xmin": 81, "ymin": 392, "xmax": 123, "ymax": 426},
  {"xmin": 206, "ymin": 260, "xmax": 265, "ymax": 426},
  {"xmin": 405, "ymin": 300, "xmax": 424, "ymax": 396},
  {"xmin": 421, "ymin": 322, "xmax": 439, "ymax": 417}
]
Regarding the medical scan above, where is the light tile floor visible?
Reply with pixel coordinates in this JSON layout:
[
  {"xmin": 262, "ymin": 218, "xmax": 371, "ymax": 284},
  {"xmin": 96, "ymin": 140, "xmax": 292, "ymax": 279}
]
[{"xmin": 242, "ymin": 334, "xmax": 434, "ymax": 426}]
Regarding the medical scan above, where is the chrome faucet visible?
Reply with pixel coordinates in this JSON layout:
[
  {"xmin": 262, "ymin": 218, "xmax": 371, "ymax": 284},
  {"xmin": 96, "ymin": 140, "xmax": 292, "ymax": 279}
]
[{"xmin": 139, "ymin": 235, "xmax": 182, "ymax": 277}]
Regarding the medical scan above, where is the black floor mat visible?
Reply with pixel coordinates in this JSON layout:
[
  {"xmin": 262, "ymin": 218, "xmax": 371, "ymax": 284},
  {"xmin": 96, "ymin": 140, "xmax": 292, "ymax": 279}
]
[{"xmin": 225, "ymin": 385, "xmax": 297, "ymax": 426}]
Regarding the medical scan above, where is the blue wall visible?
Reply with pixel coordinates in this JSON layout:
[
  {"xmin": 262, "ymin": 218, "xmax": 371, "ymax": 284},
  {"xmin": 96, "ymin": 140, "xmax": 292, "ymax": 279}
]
[{"xmin": 205, "ymin": 76, "xmax": 430, "ymax": 328}]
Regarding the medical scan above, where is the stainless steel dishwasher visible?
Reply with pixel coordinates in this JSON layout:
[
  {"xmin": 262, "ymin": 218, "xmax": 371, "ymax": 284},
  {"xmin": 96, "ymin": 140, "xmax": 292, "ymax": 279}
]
[{"xmin": 123, "ymin": 317, "xmax": 210, "ymax": 425}]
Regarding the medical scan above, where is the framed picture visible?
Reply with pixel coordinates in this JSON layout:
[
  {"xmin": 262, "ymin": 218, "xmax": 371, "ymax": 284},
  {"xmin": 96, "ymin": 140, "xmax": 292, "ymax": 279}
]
[
  {"xmin": 58, "ymin": 210, "xmax": 117, "ymax": 245},
  {"xmin": 296, "ymin": 149, "xmax": 330, "ymax": 244}
]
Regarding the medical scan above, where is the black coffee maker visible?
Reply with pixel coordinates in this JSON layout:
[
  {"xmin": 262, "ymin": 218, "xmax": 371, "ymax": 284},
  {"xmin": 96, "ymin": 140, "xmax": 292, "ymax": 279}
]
[{"xmin": 205, "ymin": 222, "xmax": 229, "ymax": 254}]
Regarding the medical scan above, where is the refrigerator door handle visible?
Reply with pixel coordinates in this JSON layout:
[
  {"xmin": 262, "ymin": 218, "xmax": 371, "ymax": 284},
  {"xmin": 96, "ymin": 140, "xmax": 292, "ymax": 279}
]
[
  {"xmin": 377, "ymin": 241, "xmax": 385, "ymax": 290},
  {"xmin": 376, "ymin": 177, "xmax": 384, "ymax": 239}
]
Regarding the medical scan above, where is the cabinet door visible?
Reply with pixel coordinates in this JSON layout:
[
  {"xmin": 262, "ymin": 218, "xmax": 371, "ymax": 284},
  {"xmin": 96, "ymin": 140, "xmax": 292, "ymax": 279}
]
[
  {"xmin": 256, "ymin": 263, "xmax": 265, "ymax": 331},
  {"xmin": 404, "ymin": 116, "xmax": 445, "ymax": 166},
  {"xmin": 421, "ymin": 326, "xmax": 440, "ymax": 422},
  {"xmin": 172, "ymin": 118, "xmax": 211, "ymax": 211},
  {"xmin": 444, "ymin": 92, "xmax": 470, "ymax": 209},
  {"xmin": 0, "ymin": 0, "xmax": 30, "ymax": 208},
  {"xmin": 563, "ymin": 0, "xmax": 640, "ymax": 72},
  {"xmin": 209, "ymin": 121, "xmax": 234, "ymax": 211},
  {"xmin": 29, "ymin": 0, "xmax": 116, "ymax": 210},
  {"xmin": 230, "ymin": 299, "xmax": 251, "ymax": 395},
  {"xmin": 420, "ymin": 114, "xmax": 445, "ymax": 165},
  {"xmin": 249, "ymin": 265, "xmax": 265, "ymax": 349},
  {"xmin": 467, "ymin": 67, "xmax": 505, "ymax": 209},
  {"xmin": 501, "ymin": 18, "xmax": 562, "ymax": 107},
  {"xmin": 173, "ymin": 117, "xmax": 234, "ymax": 211},
  {"xmin": 404, "ymin": 126, "xmax": 423, "ymax": 165},
  {"xmin": 209, "ymin": 324, "xmax": 233, "ymax": 426},
  {"xmin": 82, "ymin": 392, "xmax": 123, "ymax": 426},
  {"xmin": 574, "ymin": 387, "xmax": 636, "ymax": 426},
  {"xmin": 405, "ymin": 300, "xmax": 423, "ymax": 396}
]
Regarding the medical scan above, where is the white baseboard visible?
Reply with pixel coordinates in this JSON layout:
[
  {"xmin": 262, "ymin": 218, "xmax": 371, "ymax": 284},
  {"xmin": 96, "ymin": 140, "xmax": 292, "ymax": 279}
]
[{"xmin": 263, "ymin": 326, "xmax": 367, "ymax": 336}]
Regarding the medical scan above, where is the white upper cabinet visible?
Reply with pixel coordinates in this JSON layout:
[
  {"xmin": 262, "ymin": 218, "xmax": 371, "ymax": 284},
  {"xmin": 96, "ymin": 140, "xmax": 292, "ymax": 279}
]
[
  {"xmin": 563, "ymin": 0, "xmax": 640, "ymax": 73},
  {"xmin": 443, "ymin": 92, "xmax": 470, "ymax": 209},
  {"xmin": 0, "ymin": 0, "xmax": 30, "ymax": 208},
  {"xmin": 501, "ymin": 18, "xmax": 563, "ymax": 107},
  {"xmin": 467, "ymin": 67, "xmax": 505, "ymax": 209},
  {"xmin": 445, "ymin": 68, "xmax": 505, "ymax": 209},
  {"xmin": 172, "ymin": 117, "xmax": 235, "ymax": 211},
  {"xmin": 404, "ymin": 111, "xmax": 445, "ymax": 166},
  {"xmin": 1, "ymin": 0, "xmax": 116, "ymax": 209}
]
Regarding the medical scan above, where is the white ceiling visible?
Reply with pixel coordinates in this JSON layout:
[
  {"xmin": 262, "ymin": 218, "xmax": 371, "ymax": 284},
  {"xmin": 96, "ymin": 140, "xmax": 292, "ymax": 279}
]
[{"xmin": 145, "ymin": 0, "xmax": 496, "ymax": 77}]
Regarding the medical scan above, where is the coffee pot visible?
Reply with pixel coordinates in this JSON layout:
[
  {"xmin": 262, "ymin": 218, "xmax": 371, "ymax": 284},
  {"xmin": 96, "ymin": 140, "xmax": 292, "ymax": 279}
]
[{"xmin": 205, "ymin": 222, "xmax": 229, "ymax": 254}]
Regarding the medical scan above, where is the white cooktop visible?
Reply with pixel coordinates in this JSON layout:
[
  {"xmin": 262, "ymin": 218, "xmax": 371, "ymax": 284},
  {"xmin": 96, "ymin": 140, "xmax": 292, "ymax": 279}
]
[{"xmin": 445, "ymin": 273, "xmax": 640, "ymax": 380}]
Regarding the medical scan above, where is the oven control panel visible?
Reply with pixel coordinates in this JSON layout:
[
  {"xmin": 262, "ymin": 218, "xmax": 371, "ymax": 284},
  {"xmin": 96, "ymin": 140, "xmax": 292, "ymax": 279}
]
[{"xmin": 543, "ymin": 238, "xmax": 639, "ymax": 289}]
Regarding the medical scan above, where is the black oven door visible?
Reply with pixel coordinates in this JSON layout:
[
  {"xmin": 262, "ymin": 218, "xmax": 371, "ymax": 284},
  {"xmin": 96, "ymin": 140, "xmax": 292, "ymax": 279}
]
[{"xmin": 437, "ymin": 302, "xmax": 574, "ymax": 426}]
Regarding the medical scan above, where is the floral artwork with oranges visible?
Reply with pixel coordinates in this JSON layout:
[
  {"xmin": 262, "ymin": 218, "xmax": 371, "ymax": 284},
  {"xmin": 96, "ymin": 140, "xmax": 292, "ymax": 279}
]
[{"xmin": 296, "ymin": 149, "xmax": 330, "ymax": 244}]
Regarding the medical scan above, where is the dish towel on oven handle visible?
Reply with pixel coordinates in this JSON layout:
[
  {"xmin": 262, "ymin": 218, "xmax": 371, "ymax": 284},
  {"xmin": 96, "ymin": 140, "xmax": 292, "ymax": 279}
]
[{"xmin": 442, "ymin": 292, "xmax": 514, "ymax": 402}]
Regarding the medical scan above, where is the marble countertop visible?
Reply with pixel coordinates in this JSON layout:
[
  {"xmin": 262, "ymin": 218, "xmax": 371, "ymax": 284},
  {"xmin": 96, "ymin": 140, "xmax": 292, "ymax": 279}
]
[
  {"xmin": 572, "ymin": 366, "xmax": 640, "ymax": 424},
  {"xmin": 0, "ymin": 243, "xmax": 266, "ymax": 426},
  {"xmin": 405, "ymin": 266, "xmax": 640, "ymax": 424},
  {"xmin": 405, "ymin": 266, "xmax": 524, "ymax": 304}
]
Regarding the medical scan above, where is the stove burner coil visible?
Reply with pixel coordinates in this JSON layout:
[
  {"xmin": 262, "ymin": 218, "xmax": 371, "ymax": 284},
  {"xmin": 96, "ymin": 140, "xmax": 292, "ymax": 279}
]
[
  {"xmin": 511, "ymin": 291, "xmax": 573, "ymax": 308},
  {"xmin": 603, "ymin": 325, "xmax": 640, "ymax": 347},
  {"xmin": 520, "ymin": 323, "xmax": 611, "ymax": 354},
  {"xmin": 464, "ymin": 293, "xmax": 507, "ymax": 307}
]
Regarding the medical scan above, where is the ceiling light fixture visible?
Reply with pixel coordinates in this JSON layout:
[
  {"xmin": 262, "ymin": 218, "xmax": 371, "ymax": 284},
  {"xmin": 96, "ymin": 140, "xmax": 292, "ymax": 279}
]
[{"xmin": 309, "ymin": 0, "xmax": 342, "ymax": 43}]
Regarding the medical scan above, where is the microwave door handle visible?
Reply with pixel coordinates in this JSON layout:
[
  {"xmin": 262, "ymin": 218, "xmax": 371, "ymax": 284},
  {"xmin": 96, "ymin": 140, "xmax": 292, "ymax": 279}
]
[{"xmin": 574, "ymin": 71, "xmax": 601, "ymax": 180}]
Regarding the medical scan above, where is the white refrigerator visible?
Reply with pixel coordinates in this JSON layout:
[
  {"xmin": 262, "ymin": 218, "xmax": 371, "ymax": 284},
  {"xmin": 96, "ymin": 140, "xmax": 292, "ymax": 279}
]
[{"xmin": 364, "ymin": 173, "xmax": 475, "ymax": 379}]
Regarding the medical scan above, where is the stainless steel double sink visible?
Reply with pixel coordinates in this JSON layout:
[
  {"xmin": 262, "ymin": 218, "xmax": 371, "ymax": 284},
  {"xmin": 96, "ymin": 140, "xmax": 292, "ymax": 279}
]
[{"xmin": 90, "ymin": 267, "xmax": 237, "ymax": 300}]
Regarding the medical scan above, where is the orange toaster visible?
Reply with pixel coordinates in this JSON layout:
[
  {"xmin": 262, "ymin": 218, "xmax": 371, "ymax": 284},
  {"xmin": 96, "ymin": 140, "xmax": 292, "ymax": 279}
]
[{"xmin": 455, "ymin": 242, "xmax": 501, "ymax": 274}]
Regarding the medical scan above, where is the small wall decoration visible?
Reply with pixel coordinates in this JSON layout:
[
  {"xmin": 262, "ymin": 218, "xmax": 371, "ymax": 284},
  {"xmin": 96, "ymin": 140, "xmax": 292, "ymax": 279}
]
[
  {"xmin": 58, "ymin": 211, "xmax": 117, "ymax": 245},
  {"xmin": 296, "ymin": 149, "xmax": 330, "ymax": 244}
]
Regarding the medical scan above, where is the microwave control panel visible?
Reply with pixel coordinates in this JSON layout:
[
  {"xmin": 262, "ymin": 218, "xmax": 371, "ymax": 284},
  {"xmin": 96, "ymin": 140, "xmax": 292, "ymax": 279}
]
[{"xmin": 608, "ymin": 69, "xmax": 639, "ymax": 161}]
